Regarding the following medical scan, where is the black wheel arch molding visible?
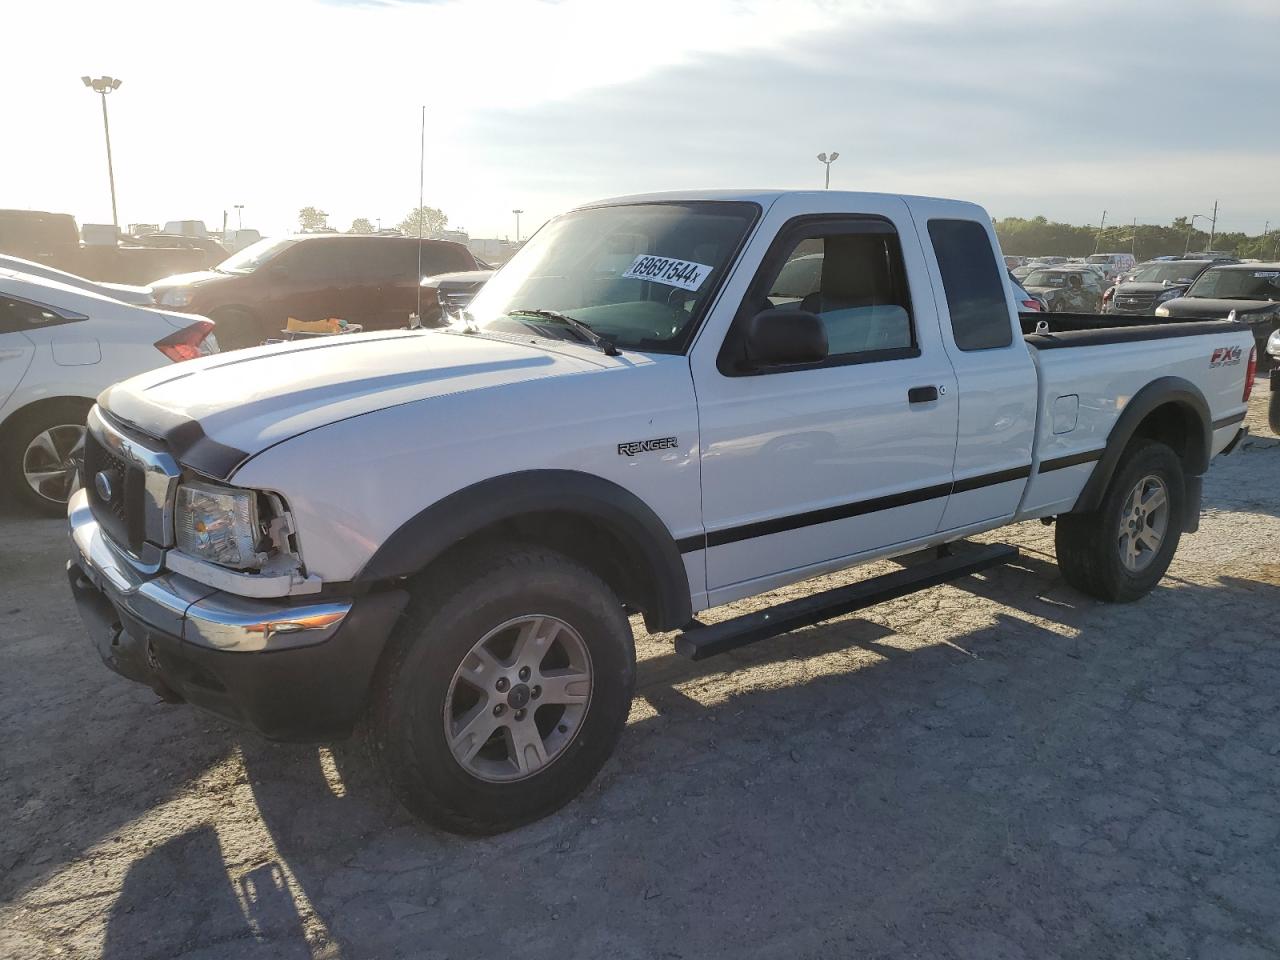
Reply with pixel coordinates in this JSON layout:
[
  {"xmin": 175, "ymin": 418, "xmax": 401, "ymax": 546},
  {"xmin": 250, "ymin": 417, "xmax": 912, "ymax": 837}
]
[
  {"xmin": 1072, "ymin": 375, "xmax": 1212, "ymax": 518},
  {"xmin": 355, "ymin": 469, "xmax": 694, "ymax": 632}
]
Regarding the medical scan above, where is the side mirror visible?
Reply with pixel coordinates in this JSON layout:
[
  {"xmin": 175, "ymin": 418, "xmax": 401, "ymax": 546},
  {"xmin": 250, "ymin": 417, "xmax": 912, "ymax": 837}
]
[{"xmin": 743, "ymin": 308, "xmax": 828, "ymax": 367}]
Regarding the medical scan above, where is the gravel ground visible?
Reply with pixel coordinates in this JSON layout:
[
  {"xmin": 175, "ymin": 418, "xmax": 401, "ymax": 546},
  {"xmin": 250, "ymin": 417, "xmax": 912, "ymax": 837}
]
[{"xmin": 1, "ymin": 386, "xmax": 1277, "ymax": 960}]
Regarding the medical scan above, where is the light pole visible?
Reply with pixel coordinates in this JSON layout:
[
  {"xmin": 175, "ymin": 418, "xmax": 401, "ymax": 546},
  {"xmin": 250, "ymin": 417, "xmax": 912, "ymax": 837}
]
[
  {"xmin": 81, "ymin": 75, "xmax": 122, "ymax": 228},
  {"xmin": 513, "ymin": 209, "xmax": 524, "ymax": 242},
  {"xmin": 816, "ymin": 152, "xmax": 840, "ymax": 189},
  {"xmin": 1184, "ymin": 214, "xmax": 1209, "ymax": 255},
  {"xmin": 234, "ymin": 204, "xmax": 244, "ymax": 229}
]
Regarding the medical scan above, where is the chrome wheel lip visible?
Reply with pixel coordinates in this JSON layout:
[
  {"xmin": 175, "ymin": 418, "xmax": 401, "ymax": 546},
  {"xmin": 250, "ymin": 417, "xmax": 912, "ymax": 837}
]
[
  {"xmin": 1117, "ymin": 474, "xmax": 1169, "ymax": 573},
  {"xmin": 443, "ymin": 614, "xmax": 593, "ymax": 784},
  {"xmin": 22, "ymin": 424, "xmax": 86, "ymax": 505}
]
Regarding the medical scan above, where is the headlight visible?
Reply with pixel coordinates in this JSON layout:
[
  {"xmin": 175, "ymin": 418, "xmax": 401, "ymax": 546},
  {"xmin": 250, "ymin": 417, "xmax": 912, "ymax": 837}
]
[
  {"xmin": 159, "ymin": 288, "xmax": 194, "ymax": 308},
  {"xmin": 175, "ymin": 480, "xmax": 263, "ymax": 569},
  {"xmin": 1155, "ymin": 305, "xmax": 1171, "ymax": 317},
  {"xmin": 1267, "ymin": 327, "xmax": 1280, "ymax": 359},
  {"xmin": 1156, "ymin": 288, "xmax": 1183, "ymax": 302}
]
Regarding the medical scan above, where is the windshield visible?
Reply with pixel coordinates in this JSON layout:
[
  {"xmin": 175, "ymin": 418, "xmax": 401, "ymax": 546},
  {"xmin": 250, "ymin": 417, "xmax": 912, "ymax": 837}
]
[
  {"xmin": 215, "ymin": 236, "xmax": 294, "ymax": 274},
  {"xmin": 1130, "ymin": 262, "xmax": 1204, "ymax": 284},
  {"xmin": 1025, "ymin": 270, "xmax": 1068, "ymax": 286},
  {"xmin": 464, "ymin": 201, "xmax": 759, "ymax": 353},
  {"xmin": 1187, "ymin": 268, "xmax": 1280, "ymax": 301}
]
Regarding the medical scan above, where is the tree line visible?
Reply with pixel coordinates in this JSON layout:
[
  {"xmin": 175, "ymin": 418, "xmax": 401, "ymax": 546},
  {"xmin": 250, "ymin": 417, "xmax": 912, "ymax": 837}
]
[
  {"xmin": 296, "ymin": 205, "xmax": 450, "ymax": 238},
  {"xmin": 995, "ymin": 215, "xmax": 1278, "ymax": 261}
]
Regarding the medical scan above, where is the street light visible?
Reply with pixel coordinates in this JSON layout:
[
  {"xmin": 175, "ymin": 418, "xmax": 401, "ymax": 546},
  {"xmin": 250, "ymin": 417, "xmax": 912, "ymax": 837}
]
[
  {"xmin": 513, "ymin": 209, "xmax": 524, "ymax": 243},
  {"xmin": 816, "ymin": 151, "xmax": 840, "ymax": 189},
  {"xmin": 234, "ymin": 204, "xmax": 244, "ymax": 229},
  {"xmin": 81, "ymin": 75, "xmax": 122, "ymax": 228}
]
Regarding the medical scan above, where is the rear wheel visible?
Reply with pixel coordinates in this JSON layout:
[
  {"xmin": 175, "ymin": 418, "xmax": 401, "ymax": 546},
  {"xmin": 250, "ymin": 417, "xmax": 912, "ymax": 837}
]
[
  {"xmin": 371, "ymin": 544, "xmax": 635, "ymax": 834},
  {"xmin": 1055, "ymin": 440, "xmax": 1184, "ymax": 602},
  {"xmin": 1, "ymin": 399, "xmax": 93, "ymax": 516}
]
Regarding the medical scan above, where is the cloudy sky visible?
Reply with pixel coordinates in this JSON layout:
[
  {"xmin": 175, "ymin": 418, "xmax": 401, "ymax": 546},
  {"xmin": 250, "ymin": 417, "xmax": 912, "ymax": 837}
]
[{"xmin": 5, "ymin": 0, "xmax": 1276, "ymax": 240}]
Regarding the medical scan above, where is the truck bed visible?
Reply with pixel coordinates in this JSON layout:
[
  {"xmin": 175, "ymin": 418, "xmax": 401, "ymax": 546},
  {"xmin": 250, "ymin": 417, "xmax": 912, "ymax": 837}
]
[{"xmin": 1019, "ymin": 311, "xmax": 1250, "ymax": 347}]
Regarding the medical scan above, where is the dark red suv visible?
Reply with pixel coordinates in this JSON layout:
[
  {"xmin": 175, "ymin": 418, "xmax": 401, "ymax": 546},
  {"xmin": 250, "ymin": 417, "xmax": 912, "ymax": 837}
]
[{"xmin": 149, "ymin": 234, "xmax": 478, "ymax": 349}]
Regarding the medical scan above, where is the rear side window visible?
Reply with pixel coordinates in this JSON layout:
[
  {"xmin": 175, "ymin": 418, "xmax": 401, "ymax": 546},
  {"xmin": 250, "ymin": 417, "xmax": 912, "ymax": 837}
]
[
  {"xmin": 0, "ymin": 296, "xmax": 85, "ymax": 334},
  {"xmin": 928, "ymin": 219, "xmax": 1013, "ymax": 351}
]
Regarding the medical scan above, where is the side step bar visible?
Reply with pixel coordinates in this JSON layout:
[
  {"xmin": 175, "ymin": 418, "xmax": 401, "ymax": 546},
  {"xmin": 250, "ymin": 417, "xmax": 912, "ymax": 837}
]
[{"xmin": 675, "ymin": 542, "xmax": 1019, "ymax": 661}]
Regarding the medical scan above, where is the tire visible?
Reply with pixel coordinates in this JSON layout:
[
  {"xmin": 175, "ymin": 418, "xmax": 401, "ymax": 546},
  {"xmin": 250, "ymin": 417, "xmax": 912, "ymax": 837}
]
[
  {"xmin": 370, "ymin": 543, "xmax": 635, "ymax": 835},
  {"xmin": 1, "ymin": 399, "xmax": 93, "ymax": 517},
  {"xmin": 208, "ymin": 307, "xmax": 263, "ymax": 351},
  {"xmin": 1055, "ymin": 440, "xmax": 1185, "ymax": 602}
]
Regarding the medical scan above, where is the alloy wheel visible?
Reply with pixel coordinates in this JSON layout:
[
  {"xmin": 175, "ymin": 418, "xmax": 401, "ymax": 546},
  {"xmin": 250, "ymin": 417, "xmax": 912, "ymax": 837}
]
[
  {"xmin": 1117, "ymin": 474, "xmax": 1169, "ymax": 573},
  {"xmin": 22, "ymin": 424, "xmax": 86, "ymax": 505},
  {"xmin": 443, "ymin": 614, "xmax": 593, "ymax": 782}
]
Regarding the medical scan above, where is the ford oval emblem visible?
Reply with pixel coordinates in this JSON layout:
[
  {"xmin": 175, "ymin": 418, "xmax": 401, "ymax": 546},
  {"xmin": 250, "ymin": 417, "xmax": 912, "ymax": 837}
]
[{"xmin": 94, "ymin": 470, "xmax": 115, "ymax": 502}]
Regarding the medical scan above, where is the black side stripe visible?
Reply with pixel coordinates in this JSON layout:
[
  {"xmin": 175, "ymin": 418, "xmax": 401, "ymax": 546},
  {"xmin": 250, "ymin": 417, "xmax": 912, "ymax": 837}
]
[
  {"xmin": 1039, "ymin": 448, "xmax": 1105, "ymax": 472},
  {"xmin": 952, "ymin": 464, "xmax": 1031, "ymax": 493},
  {"xmin": 1212, "ymin": 411, "xmax": 1246, "ymax": 430},
  {"xmin": 682, "ymin": 464, "xmax": 1042, "ymax": 554}
]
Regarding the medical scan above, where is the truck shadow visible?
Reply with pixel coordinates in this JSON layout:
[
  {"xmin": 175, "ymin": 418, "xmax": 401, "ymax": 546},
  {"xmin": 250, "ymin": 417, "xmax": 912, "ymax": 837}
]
[{"xmin": 94, "ymin": 556, "xmax": 1280, "ymax": 959}]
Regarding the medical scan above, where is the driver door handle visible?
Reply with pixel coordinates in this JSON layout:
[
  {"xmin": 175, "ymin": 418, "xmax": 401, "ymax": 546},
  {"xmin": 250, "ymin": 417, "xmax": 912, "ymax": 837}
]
[{"xmin": 908, "ymin": 385, "xmax": 939, "ymax": 404}]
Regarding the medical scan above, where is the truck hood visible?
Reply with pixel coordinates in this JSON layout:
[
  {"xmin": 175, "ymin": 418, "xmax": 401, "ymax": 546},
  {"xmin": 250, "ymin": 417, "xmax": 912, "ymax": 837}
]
[
  {"xmin": 98, "ymin": 329, "xmax": 612, "ymax": 479},
  {"xmin": 1160, "ymin": 297, "xmax": 1280, "ymax": 321},
  {"xmin": 1115, "ymin": 282, "xmax": 1189, "ymax": 295}
]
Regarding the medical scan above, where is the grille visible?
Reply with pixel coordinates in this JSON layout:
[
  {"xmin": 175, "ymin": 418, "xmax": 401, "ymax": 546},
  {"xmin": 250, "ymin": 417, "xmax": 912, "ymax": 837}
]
[
  {"xmin": 1111, "ymin": 291, "xmax": 1158, "ymax": 314},
  {"xmin": 83, "ymin": 430, "xmax": 146, "ymax": 553}
]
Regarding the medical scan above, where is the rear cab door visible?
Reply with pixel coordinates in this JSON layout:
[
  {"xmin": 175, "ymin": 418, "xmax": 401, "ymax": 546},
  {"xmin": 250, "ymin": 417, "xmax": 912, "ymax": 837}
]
[
  {"xmin": 689, "ymin": 193, "xmax": 960, "ymax": 603},
  {"xmin": 903, "ymin": 198, "xmax": 1039, "ymax": 531}
]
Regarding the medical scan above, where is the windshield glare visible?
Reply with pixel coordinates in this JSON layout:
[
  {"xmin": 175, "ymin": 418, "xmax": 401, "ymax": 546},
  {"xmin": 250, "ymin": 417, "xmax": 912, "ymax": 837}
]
[
  {"xmin": 463, "ymin": 201, "xmax": 758, "ymax": 352},
  {"xmin": 1187, "ymin": 268, "xmax": 1280, "ymax": 301},
  {"xmin": 1026, "ymin": 271, "xmax": 1068, "ymax": 286},
  {"xmin": 215, "ymin": 236, "xmax": 295, "ymax": 274},
  {"xmin": 1131, "ymin": 262, "xmax": 1203, "ymax": 284}
]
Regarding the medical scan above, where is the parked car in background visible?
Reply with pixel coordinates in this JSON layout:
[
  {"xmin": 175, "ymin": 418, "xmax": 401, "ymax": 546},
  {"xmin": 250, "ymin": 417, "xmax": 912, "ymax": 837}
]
[
  {"xmin": 0, "ymin": 270, "xmax": 218, "ymax": 514},
  {"xmin": 0, "ymin": 209, "xmax": 217, "ymax": 284},
  {"xmin": 1103, "ymin": 259, "xmax": 1228, "ymax": 316},
  {"xmin": 1022, "ymin": 266, "xmax": 1105, "ymax": 312},
  {"xmin": 1157, "ymin": 262, "xmax": 1280, "ymax": 367},
  {"xmin": 220, "ymin": 229, "xmax": 263, "ymax": 254},
  {"xmin": 1009, "ymin": 273, "xmax": 1045, "ymax": 312},
  {"xmin": 0, "ymin": 255, "xmax": 155, "ymax": 306},
  {"xmin": 150, "ymin": 234, "xmax": 480, "ymax": 349},
  {"xmin": 419, "ymin": 268, "xmax": 495, "ymax": 326},
  {"xmin": 1086, "ymin": 252, "xmax": 1136, "ymax": 281}
]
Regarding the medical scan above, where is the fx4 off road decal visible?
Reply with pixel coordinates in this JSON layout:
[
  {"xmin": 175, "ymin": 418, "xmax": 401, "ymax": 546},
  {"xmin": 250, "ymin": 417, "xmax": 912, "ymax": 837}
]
[
  {"xmin": 1210, "ymin": 346, "xmax": 1243, "ymax": 367},
  {"xmin": 618, "ymin": 437, "xmax": 678, "ymax": 457}
]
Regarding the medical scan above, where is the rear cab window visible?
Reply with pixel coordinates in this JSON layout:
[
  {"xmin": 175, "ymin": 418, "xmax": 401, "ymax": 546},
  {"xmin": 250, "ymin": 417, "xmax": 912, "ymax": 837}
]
[{"xmin": 927, "ymin": 219, "xmax": 1014, "ymax": 350}]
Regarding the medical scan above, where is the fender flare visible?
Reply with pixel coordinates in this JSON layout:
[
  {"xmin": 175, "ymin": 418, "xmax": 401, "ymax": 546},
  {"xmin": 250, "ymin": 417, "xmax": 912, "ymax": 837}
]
[
  {"xmin": 1072, "ymin": 375, "xmax": 1211, "ymax": 514},
  {"xmin": 355, "ymin": 469, "xmax": 693, "ymax": 631}
]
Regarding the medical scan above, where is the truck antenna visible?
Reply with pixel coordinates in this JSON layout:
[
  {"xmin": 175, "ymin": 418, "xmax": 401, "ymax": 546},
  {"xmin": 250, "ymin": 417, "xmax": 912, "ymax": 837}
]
[{"xmin": 415, "ymin": 104, "xmax": 425, "ymax": 327}]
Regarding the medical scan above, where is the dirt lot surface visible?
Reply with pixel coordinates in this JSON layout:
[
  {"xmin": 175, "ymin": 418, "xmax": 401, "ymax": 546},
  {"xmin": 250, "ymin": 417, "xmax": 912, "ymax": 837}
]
[{"xmin": 2, "ymin": 387, "xmax": 1277, "ymax": 960}]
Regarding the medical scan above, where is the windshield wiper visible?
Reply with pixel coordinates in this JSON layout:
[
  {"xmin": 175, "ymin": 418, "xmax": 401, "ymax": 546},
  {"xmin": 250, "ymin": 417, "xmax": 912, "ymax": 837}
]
[{"xmin": 507, "ymin": 309, "xmax": 620, "ymax": 356}]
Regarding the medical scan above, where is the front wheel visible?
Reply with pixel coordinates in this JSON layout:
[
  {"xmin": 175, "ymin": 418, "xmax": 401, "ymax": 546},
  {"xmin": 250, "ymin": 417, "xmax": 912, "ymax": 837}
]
[
  {"xmin": 1055, "ymin": 440, "xmax": 1185, "ymax": 602},
  {"xmin": 370, "ymin": 544, "xmax": 635, "ymax": 835}
]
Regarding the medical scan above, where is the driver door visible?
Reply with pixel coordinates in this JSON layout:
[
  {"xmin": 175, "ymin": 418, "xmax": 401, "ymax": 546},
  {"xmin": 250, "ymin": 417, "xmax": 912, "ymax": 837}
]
[{"xmin": 691, "ymin": 197, "xmax": 959, "ymax": 599}]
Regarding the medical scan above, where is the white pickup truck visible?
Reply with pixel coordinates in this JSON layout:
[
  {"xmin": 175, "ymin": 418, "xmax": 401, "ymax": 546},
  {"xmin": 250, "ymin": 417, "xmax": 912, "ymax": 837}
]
[{"xmin": 66, "ymin": 190, "xmax": 1255, "ymax": 834}]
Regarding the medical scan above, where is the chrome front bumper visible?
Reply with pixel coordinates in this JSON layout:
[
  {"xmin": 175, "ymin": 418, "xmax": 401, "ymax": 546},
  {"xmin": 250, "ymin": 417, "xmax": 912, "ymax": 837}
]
[{"xmin": 68, "ymin": 488, "xmax": 352, "ymax": 653}]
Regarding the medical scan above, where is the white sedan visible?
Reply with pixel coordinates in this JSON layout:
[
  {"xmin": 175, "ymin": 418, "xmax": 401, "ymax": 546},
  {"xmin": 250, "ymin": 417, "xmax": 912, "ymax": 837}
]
[
  {"xmin": 0, "ymin": 254, "xmax": 156, "ymax": 306},
  {"xmin": 0, "ymin": 269, "xmax": 218, "ymax": 515}
]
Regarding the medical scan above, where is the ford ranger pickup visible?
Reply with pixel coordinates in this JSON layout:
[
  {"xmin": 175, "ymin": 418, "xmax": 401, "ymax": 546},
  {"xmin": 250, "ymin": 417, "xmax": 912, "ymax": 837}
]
[{"xmin": 66, "ymin": 190, "xmax": 1256, "ymax": 834}]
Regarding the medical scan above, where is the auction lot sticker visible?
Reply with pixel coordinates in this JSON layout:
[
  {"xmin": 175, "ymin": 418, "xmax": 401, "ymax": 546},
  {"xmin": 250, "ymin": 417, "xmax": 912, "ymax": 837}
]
[{"xmin": 622, "ymin": 255, "xmax": 713, "ymax": 292}]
